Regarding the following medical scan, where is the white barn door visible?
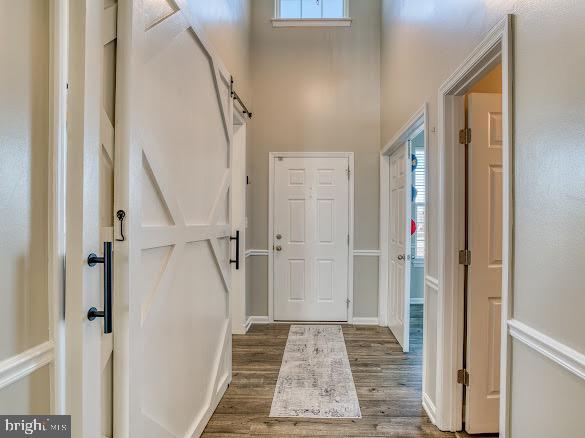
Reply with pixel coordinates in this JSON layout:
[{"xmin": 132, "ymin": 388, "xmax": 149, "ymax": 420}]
[
  {"xmin": 273, "ymin": 155, "xmax": 350, "ymax": 321},
  {"xmin": 388, "ymin": 144, "xmax": 412, "ymax": 352},
  {"xmin": 115, "ymin": 1, "xmax": 234, "ymax": 436}
]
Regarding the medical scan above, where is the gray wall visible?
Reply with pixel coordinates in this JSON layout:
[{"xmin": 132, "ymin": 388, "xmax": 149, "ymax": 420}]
[
  {"xmin": 247, "ymin": 0, "xmax": 381, "ymax": 317},
  {"xmin": 187, "ymin": 0, "xmax": 251, "ymax": 102},
  {"xmin": 381, "ymin": 0, "xmax": 585, "ymax": 435}
]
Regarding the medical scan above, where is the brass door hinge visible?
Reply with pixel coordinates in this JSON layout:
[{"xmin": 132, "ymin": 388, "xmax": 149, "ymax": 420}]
[
  {"xmin": 459, "ymin": 249, "xmax": 472, "ymax": 266},
  {"xmin": 459, "ymin": 128, "xmax": 471, "ymax": 144},
  {"xmin": 457, "ymin": 369, "xmax": 470, "ymax": 386}
]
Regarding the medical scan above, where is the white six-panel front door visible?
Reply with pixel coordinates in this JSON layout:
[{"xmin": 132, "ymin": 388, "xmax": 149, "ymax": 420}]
[{"xmin": 273, "ymin": 156, "xmax": 350, "ymax": 321}]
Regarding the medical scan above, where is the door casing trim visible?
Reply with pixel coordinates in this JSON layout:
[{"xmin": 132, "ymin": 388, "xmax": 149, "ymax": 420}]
[
  {"xmin": 268, "ymin": 152, "xmax": 355, "ymax": 323},
  {"xmin": 379, "ymin": 103, "xmax": 428, "ymax": 330},
  {"xmin": 436, "ymin": 14, "xmax": 514, "ymax": 435}
]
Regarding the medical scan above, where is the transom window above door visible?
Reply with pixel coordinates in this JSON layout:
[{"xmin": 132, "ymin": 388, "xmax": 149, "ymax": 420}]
[{"xmin": 273, "ymin": 0, "xmax": 352, "ymax": 27}]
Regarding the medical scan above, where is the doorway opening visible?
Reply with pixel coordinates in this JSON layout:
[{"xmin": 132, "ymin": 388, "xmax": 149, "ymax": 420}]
[
  {"xmin": 409, "ymin": 126, "xmax": 426, "ymax": 360},
  {"xmin": 460, "ymin": 63, "xmax": 503, "ymax": 435},
  {"xmin": 380, "ymin": 104, "xmax": 429, "ymax": 414},
  {"xmin": 380, "ymin": 105, "xmax": 428, "ymax": 340},
  {"xmin": 436, "ymin": 15, "xmax": 513, "ymax": 434}
]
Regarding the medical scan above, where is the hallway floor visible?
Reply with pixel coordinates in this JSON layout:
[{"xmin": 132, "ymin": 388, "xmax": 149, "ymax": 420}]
[{"xmin": 203, "ymin": 305, "xmax": 456, "ymax": 437}]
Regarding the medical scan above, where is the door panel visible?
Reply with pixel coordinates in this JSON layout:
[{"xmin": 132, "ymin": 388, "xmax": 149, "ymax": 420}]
[
  {"xmin": 100, "ymin": 2, "xmax": 118, "ymax": 437},
  {"xmin": 465, "ymin": 93, "xmax": 503, "ymax": 434},
  {"xmin": 388, "ymin": 144, "xmax": 411, "ymax": 352},
  {"xmin": 273, "ymin": 156, "xmax": 349, "ymax": 321},
  {"xmin": 115, "ymin": 2, "xmax": 233, "ymax": 435}
]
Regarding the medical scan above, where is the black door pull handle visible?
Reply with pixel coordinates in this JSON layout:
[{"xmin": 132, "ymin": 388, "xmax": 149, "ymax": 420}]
[
  {"xmin": 87, "ymin": 241, "xmax": 113, "ymax": 334},
  {"xmin": 230, "ymin": 230, "xmax": 240, "ymax": 270}
]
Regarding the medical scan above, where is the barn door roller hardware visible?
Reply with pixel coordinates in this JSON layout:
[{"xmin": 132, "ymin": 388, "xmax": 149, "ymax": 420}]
[{"xmin": 231, "ymin": 78, "xmax": 252, "ymax": 118}]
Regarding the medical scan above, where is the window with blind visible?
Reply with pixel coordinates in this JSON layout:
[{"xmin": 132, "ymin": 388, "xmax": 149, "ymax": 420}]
[
  {"xmin": 413, "ymin": 147, "xmax": 425, "ymax": 260},
  {"xmin": 277, "ymin": 0, "xmax": 347, "ymax": 19}
]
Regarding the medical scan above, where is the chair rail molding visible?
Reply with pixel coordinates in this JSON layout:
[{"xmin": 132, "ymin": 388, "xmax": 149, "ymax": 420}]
[
  {"xmin": 508, "ymin": 319, "xmax": 585, "ymax": 381},
  {"xmin": 353, "ymin": 249, "xmax": 380, "ymax": 256},
  {"xmin": 245, "ymin": 249, "xmax": 269, "ymax": 258},
  {"xmin": 0, "ymin": 341, "xmax": 55, "ymax": 390}
]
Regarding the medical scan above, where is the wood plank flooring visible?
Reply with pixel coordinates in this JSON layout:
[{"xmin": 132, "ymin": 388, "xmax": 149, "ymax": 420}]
[{"xmin": 203, "ymin": 305, "xmax": 455, "ymax": 437}]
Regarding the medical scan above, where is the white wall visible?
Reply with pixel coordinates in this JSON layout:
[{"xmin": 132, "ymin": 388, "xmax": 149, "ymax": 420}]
[
  {"xmin": 0, "ymin": 0, "xmax": 51, "ymax": 414},
  {"xmin": 381, "ymin": 0, "xmax": 585, "ymax": 434},
  {"xmin": 247, "ymin": 0, "xmax": 381, "ymax": 318}
]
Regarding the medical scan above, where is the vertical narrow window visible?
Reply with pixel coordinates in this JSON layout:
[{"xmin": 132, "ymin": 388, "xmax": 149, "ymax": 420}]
[{"xmin": 413, "ymin": 146, "xmax": 425, "ymax": 260}]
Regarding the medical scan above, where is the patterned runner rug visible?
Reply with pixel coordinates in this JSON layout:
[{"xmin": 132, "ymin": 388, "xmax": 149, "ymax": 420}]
[{"xmin": 270, "ymin": 325, "xmax": 362, "ymax": 418}]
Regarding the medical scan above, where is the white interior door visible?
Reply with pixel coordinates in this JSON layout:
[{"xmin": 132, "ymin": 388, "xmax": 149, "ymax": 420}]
[
  {"xmin": 465, "ymin": 93, "xmax": 503, "ymax": 434},
  {"xmin": 388, "ymin": 144, "xmax": 412, "ymax": 352},
  {"xmin": 66, "ymin": 0, "xmax": 114, "ymax": 436},
  {"xmin": 273, "ymin": 156, "xmax": 350, "ymax": 321},
  {"xmin": 115, "ymin": 1, "xmax": 234, "ymax": 436},
  {"xmin": 100, "ymin": 1, "xmax": 119, "ymax": 436}
]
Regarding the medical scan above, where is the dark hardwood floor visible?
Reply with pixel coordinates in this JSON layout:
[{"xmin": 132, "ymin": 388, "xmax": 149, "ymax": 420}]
[{"xmin": 203, "ymin": 304, "xmax": 455, "ymax": 437}]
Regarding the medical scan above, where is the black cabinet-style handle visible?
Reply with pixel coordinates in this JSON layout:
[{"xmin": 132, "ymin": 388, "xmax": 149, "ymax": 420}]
[
  {"xmin": 87, "ymin": 241, "xmax": 113, "ymax": 334},
  {"xmin": 230, "ymin": 230, "xmax": 240, "ymax": 270}
]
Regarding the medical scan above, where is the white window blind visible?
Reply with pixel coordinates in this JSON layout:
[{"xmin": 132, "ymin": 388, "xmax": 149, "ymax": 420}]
[
  {"xmin": 279, "ymin": 0, "xmax": 346, "ymax": 19},
  {"xmin": 414, "ymin": 148, "xmax": 425, "ymax": 260}
]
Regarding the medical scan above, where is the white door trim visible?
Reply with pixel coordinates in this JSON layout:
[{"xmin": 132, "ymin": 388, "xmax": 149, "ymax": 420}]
[
  {"xmin": 436, "ymin": 14, "xmax": 513, "ymax": 435},
  {"xmin": 231, "ymin": 121, "xmax": 247, "ymax": 335},
  {"xmin": 268, "ymin": 152, "xmax": 355, "ymax": 323},
  {"xmin": 379, "ymin": 103, "xmax": 429, "ymax": 328},
  {"xmin": 48, "ymin": 0, "xmax": 68, "ymax": 414}
]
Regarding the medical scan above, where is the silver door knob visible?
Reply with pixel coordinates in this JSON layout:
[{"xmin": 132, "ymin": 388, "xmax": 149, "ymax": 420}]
[
  {"xmin": 397, "ymin": 254, "xmax": 405, "ymax": 260},
  {"xmin": 276, "ymin": 234, "xmax": 282, "ymax": 240},
  {"xmin": 275, "ymin": 245, "xmax": 282, "ymax": 251}
]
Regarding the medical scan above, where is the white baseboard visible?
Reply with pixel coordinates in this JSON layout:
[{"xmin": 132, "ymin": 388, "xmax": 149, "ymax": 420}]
[
  {"xmin": 351, "ymin": 317, "xmax": 379, "ymax": 326},
  {"xmin": 410, "ymin": 298, "xmax": 424, "ymax": 305},
  {"xmin": 422, "ymin": 392, "xmax": 437, "ymax": 426},
  {"xmin": 245, "ymin": 315, "xmax": 270, "ymax": 332}
]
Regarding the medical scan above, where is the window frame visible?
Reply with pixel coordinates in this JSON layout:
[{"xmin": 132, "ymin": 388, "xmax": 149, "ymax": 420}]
[{"xmin": 272, "ymin": 0, "xmax": 352, "ymax": 27}]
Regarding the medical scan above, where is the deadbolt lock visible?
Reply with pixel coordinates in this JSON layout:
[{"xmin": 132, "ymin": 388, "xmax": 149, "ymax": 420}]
[{"xmin": 276, "ymin": 234, "xmax": 282, "ymax": 240}]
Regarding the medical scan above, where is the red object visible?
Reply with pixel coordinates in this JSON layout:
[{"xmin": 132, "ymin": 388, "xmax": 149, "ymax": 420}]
[{"xmin": 411, "ymin": 219, "xmax": 417, "ymax": 235}]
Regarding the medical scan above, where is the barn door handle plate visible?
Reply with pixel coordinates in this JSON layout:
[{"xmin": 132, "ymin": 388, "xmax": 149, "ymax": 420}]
[
  {"xmin": 87, "ymin": 241, "xmax": 113, "ymax": 334},
  {"xmin": 230, "ymin": 230, "xmax": 240, "ymax": 270}
]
